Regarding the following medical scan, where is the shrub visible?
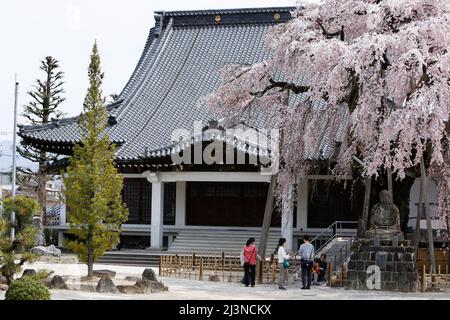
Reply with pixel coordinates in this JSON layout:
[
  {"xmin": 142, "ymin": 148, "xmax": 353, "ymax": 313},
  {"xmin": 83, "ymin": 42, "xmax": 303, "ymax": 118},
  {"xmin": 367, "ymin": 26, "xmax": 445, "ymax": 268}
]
[{"xmin": 5, "ymin": 278, "xmax": 51, "ymax": 300}]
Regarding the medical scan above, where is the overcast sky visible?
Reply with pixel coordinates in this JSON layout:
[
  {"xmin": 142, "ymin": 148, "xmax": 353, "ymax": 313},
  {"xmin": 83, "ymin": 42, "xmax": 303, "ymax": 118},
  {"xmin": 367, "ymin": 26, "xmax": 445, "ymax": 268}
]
[{"xmin": 0, "ymin": 0, "xmax": 300, "ymax": 141}]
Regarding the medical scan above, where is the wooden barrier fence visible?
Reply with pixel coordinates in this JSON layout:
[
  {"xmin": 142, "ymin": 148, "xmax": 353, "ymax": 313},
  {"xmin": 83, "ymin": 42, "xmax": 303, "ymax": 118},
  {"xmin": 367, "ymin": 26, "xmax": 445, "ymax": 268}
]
[
  {"xmin": 160, "ymin": 253, "xmax": 292, "ymax": 284},
  {"xmin": 420, "ymin": 264, "xmax": 450, "ymax": 292},
  {"xmin": 159, "ymin": 251, "xmax": 450, "ymax": 292}
]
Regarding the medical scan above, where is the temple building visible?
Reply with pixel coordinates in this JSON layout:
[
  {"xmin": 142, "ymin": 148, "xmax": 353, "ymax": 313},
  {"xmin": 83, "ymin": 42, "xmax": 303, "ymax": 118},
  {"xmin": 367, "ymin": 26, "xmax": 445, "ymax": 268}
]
[{"xmin": 19, "ymin": 7, "xmax": 372, "ymax": 253}]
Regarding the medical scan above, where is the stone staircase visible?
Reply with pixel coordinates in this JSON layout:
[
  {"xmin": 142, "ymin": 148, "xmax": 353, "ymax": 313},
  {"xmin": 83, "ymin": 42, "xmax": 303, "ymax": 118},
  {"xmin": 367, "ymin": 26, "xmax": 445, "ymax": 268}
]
[
  {"xmin": 168, "ymin": 228, "xmax": 282, "ymax": 255},
  {"xmin": 96, "ymin": 250, "xmax": 161, "ymax": 267},
  {"xmin": 317, "ymin": 236, "xmax": 354, "ymax": 269},
  {"xmin": 310, "ymin": 221, "xmax": 357, "ymax": 268}
]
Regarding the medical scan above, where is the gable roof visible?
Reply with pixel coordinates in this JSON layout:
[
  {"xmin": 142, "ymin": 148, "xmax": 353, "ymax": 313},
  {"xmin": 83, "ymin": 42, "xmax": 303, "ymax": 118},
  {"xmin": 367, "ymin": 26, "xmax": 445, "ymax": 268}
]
[{"xmin": 19, "ymin": 7, "xmax": 294, "ymax": 162}]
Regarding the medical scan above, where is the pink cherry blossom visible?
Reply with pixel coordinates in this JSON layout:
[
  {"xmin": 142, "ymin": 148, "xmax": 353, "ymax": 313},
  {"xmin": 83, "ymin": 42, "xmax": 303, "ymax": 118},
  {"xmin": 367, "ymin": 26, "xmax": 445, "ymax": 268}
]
[{"xmin": 206, "ymin": 0, "xmax": 450, "ymax": 221}]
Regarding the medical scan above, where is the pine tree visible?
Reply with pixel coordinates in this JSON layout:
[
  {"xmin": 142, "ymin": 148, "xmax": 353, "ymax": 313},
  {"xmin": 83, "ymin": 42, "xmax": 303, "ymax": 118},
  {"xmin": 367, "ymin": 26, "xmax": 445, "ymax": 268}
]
[
  {"xmin": 18, "ymin": 56, "xmax": 65, "ymax": 221},
  {"xmin": 62, "ymin": 42, "xmax": 128, "ymax": 277}
]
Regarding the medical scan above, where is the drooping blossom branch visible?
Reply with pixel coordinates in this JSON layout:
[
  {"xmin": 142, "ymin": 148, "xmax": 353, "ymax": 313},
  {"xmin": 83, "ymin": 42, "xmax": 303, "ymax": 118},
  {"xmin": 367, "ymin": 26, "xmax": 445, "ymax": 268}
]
[{"xmin": 206, "ymin": 0, "xmax": 450, "ymax": 221}]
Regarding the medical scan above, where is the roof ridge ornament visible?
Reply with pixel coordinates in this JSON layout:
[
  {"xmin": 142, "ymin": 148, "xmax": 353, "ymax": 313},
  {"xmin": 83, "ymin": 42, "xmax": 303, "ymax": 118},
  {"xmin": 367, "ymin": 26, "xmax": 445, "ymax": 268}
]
[
  {"xmin": 108, "ymin": 115, "xmax": 117, "ymax": 126},
  {"xmin": 50, "ymin": 117, "xmax": 61, "ymax": 128},
  {"xmin": 154, "ymin": 12, "xmax": 165, "ymax": 36},
  {"xmin": 274, "ymin": 13, "xmax": 281, "ymax": 23}
]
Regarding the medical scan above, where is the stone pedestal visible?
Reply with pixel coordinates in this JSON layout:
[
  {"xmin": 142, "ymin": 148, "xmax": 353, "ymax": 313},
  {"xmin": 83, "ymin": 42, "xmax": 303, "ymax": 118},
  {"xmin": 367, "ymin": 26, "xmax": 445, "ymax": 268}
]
[{"xmin": 345, "ymin": 239, "xmax": 418, "ymax": 292}]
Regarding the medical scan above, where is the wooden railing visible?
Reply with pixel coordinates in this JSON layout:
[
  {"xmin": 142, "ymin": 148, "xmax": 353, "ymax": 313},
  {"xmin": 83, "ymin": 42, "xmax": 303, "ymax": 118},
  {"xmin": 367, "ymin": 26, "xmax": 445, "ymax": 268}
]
[
  {"xmin": 420, "ymin": 264, "xmax": 450, "ymax": 292},
  {"xmin": 160, "ymin": 253, "xmax": 297, "ymax": 284},
  {"xmin": 160, "ymin": 252, "xmax": 450, "ymax": 292},
  {"xmin": 327, "ymin": 262, "xmax": 346, "ymax": 287}
]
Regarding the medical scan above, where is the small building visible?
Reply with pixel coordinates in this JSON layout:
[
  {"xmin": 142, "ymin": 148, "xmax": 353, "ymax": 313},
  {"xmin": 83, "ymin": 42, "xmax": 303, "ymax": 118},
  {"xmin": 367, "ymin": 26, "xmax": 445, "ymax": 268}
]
[{"xmin": 19, "ymin": 7, "xmax": 411, "ymax": 253}]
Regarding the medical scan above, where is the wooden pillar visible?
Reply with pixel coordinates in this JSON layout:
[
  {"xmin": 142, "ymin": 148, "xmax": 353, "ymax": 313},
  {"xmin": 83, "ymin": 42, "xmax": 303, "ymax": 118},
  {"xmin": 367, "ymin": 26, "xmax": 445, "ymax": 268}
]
[{"xmin": 199, "ymin": 257, "xmax": 204, "ymax": 280}]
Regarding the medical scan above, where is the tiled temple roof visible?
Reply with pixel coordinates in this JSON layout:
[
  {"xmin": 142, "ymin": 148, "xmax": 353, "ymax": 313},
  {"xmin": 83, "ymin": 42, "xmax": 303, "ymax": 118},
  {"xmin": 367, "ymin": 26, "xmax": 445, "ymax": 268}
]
[{"xmin": 19, "ymin": 7, "xmax": 346, "ymax": 163}]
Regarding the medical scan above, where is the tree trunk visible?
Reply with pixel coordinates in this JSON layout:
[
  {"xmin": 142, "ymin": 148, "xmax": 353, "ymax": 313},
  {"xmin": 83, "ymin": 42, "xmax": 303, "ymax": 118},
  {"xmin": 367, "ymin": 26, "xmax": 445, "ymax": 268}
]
[
  {"xmin": 387, "ymin": 167, "xmax": 393, "ymax": 204},
  {"xmin": 258, "ymin": 174, "xmax": 277, "ymax": 259},
  {"xmin": 5, "ymin": 272, "xmax": 12, "ymax": 286},
  {"xmin": 420, "ymin": 157, "xmax": 436, "ymax": 288},
  {"xmin": 87, "ymin": 233, "xmax": 94, "ymax": 278},
  {"xmin": 447, "ymin": 216, "xmax": 450, "ymax": 268},
  {"xmin": 361, "ymin": 175, "xmax": 372, "ymax": 232},
  {"xmin": 414, "ymin": 174, "xmax": 424, "ymax": 247}
]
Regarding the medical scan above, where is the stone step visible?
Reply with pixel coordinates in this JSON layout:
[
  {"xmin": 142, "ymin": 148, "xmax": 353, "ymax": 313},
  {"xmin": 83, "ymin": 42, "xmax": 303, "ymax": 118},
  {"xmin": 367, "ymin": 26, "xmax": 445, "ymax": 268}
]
[
  {"xmin": 96, "ymin": 252, "xmax": 160, "ymax": 267},
  {"xmin": 170, "ymin": 240, "xmax": 280, "ymax": 245},
  {"xmin": 168, "ymin": 228, "xmax": 282, "ymax": 254}
]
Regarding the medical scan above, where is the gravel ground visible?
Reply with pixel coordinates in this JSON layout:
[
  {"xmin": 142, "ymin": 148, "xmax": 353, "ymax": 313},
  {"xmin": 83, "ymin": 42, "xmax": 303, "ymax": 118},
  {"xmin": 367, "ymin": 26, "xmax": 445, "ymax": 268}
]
[{"xmin": 1, "ymin": 261, "xmax": 449, "ymax": 300}]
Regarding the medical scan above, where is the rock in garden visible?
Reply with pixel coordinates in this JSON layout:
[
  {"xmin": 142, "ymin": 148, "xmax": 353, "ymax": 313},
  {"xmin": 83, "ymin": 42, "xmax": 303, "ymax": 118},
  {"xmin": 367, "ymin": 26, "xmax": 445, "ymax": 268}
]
[
  {"xmin": 93, "ymin": 270, "xmax": 116, "ymax": 279},
  {"xmin": 50, "ymin": 275, "xmax": 68, "ymax": 289},
  {"xmin": 31, "ymin": 244, "xmax": 61, "ymax": 257},
  {"xmin": 142, "ymin": 268, "xmax": 157, "ymax": 281},
  {"xmin": 135, "ymin": 279, "xmax": 168, "ymax": 293},
  {"xmin": 21, "ymin": 269, "xmax": 36, "ymax": 278},
  {"xmin": 208, "ymin": 275, "xmax": 220, "ymax": 282},
  {"xmin": 80, "ymin": 275, "xmax": 100, "ymax": 282},
  {"xmin": 124, "ymin": 276, "xmax": 140, "ymax": 282},
  {"xmin": 117, "ymin": 285, "xmax": 144, "ymax": 294},
  {"xmin": 96, "ymin": 277, "xmax": 119, "ymax": 294},
  {"xmin": 43, "ymin": 277, "xmax": 52, "ymax": 288},
  {"xmin": 135, "ymin": 279, "xmax": 152, "ymax": 293},
  {"xmin": 79, "ymin": 284, "xmax": 97, "ymax": 292}
]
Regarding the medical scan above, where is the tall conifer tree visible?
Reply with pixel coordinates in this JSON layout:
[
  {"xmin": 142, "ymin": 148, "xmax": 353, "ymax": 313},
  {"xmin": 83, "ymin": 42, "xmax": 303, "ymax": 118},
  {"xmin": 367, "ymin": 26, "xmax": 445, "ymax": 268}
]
[
  {"xmin": 62, "ymin": 42, "xmax": 128, "ymax": 277},
  {"xmin": 18, "ymin": 56, "xmax": 65, "ymax": 220}
]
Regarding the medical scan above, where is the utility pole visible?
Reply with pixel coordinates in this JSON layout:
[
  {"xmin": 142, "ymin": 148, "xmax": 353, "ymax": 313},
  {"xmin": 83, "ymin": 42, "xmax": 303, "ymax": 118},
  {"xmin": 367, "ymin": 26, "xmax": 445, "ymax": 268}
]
[{"xmin": 11, "ymin": 75, "xmax": 19, "ymax": 241}]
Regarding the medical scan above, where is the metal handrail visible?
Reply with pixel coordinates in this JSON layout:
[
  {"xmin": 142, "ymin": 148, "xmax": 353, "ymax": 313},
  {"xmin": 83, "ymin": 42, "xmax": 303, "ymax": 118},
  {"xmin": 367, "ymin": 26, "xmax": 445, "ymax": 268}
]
[
  {"xmin": 286, "ymin": 221, "xmax": 358, "ymax": 283},
  {"xmin": 310, "ymin": 221, "xmax": 358, "ymax": 254}
]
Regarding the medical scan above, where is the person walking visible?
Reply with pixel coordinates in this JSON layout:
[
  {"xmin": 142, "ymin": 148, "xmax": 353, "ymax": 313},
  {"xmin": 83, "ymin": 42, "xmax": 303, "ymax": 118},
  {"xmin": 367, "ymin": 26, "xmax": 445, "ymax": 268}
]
[
  {"xmin": 276, "ymin": 237, "xmax": 290, "ymax": 290},
  {"xmin": 242, "ymin": 237, "xmax": 258, "ymax": 287},
  {"xmin": 298, "ymin": 235, "xmax": 315, "ymax": 289}
]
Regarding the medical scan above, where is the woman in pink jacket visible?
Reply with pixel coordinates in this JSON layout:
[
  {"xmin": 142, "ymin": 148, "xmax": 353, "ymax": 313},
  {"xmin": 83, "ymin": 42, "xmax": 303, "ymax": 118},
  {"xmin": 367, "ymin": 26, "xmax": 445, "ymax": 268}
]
[{"xmin": 242, "ymin": 237, "xmax": 258, "ymax": 287}]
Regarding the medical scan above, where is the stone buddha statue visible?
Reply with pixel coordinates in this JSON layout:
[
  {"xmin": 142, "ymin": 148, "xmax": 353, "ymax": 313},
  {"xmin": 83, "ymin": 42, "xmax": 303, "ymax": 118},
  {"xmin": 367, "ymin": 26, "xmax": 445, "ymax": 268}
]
[{"xmin": 365, "ymin": 190, "xmax": 403, "ymax": 240}]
